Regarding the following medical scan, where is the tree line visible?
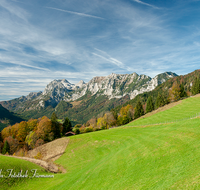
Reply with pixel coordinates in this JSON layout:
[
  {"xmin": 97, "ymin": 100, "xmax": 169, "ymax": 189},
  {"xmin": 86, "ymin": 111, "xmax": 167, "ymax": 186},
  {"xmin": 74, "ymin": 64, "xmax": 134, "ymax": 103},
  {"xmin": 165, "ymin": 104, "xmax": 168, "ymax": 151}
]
[{"xmin": 0, "ymin": 113, "xmax": 72, "ymax": 155}]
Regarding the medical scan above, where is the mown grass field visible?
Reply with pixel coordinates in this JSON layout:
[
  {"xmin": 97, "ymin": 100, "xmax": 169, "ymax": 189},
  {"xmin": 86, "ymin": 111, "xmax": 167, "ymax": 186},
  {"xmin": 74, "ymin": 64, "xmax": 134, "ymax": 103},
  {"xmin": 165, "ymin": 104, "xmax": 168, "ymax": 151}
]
[
  {"xmin": 2, "ymin": 95, "xmax": 200, "ymax": 189},
  {"xmin": 0, "ymin": 155, "xmax": 52, "ymax": 190},
  {"xmin": 127, "ymin": 95, "xmax": 200, "ymax": 126}
]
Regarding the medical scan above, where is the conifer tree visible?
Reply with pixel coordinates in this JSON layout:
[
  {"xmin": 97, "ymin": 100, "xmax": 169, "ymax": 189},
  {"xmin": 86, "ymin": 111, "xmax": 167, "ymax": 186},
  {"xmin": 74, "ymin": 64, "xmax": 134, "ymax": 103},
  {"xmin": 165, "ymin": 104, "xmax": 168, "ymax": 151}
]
[
  {"xmin": 180, "ymin": 84, "xmax": 187, "ymax": 98},
  {"xmin": 155, "ymin": 93, "xmax": 165, "ymax": 108},
  {"xmin": 134, "ymin": 100, "xmax": 144, "ymax": 119},
  {"xmin": 2, "ymin": 140, "xmax": 10, "ymax": 155},
  {"xmin": 146, "ymin": 96, "xmax": 154, "ymax": 113},
  {"xmin": 62, "ymin": 117, "xmax": 72, "ymax": 135},
  {"xmin": 51, "ymin": 112, "xmax": 61, "ymax": 139},
  {"xmin": 191, "ymin": 77, "xmax": 200, "ymax": 95}
]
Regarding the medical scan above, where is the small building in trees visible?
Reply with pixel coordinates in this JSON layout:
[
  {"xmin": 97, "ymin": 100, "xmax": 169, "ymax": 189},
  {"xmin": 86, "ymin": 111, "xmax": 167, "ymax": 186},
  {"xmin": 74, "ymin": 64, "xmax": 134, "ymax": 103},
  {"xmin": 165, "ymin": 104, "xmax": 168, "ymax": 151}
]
[{"xmin": 65, "ymin": 131, "xmax": 75, "ymax": 136}]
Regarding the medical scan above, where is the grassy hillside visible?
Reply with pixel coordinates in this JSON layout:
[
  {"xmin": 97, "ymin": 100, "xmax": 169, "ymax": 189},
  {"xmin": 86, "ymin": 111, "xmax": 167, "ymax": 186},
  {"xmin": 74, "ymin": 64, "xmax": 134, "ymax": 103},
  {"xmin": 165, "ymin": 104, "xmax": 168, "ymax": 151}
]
[
  {"xmin": 3, "ymin": 95, "xmax": 200, "ymax": 189},
  {"xmin": 0, "ymin": 155, "xmax": 53, "ymax": 190},
  {"xmin": 127, "ymin": 94, "xmax": 200, "ymax": 126}
]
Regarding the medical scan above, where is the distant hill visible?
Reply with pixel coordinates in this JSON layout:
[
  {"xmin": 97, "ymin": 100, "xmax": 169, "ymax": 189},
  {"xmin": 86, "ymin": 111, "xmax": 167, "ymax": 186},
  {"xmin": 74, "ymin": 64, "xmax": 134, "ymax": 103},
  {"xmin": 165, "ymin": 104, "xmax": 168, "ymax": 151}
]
[
  {"xmin": 0, "ymin": 104, "xmax": 23, "ymax": 131},
  {"xmin": 0, "ymin": 72, "xmax": 177, "ymax": 125}
]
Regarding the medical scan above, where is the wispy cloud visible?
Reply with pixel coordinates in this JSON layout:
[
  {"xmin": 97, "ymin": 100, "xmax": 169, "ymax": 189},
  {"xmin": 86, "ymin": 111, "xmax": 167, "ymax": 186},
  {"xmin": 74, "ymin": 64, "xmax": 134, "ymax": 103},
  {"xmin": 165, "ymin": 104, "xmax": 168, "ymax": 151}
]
[
  {"xmin": 45, "ymin": 6, "xmax": 105, "ymax": 20},
  {"xmin": 92, "ymin": 48, "xmax": 131, "ymax": 70},
  {"xmin": 0, "ymin": 0, "xmax": 29, "ymax": 21},
  {"xmin": 132, "ymin": 0, "xmax": 160, "ymax": 9}
]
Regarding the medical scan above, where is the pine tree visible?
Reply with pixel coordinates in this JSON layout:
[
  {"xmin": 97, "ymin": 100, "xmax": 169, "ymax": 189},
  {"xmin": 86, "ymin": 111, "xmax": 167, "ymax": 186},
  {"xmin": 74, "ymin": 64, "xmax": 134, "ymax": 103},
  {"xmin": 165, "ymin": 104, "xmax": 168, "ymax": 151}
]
[
  {"xmin": 134, "ymin": 100, "xmax": 144, "ymax": 119},
  {"xmin": 146, "ymin": 96, "xmax": 154, "ymax": 113},
  {"xmin": 180, "ymin": 84, "xmax": 187, "ymax": 98},
  {"xmin": 191, "ymin": 77, "xmax": 200, "ymax": 95},
  {"xmin": 2, "ymin": 140, "xmax": 10, "ymax": 155},
  {"xmin": 155, "ymin": 93, "xmax": 165, "ymax": 108},
  {"xmin": 51, "ymin": 112, "xmax": 61, "ymax": 139},
  {"xmin": 62, "ymin": 117, "xmax": 72, "ymax": 135}
]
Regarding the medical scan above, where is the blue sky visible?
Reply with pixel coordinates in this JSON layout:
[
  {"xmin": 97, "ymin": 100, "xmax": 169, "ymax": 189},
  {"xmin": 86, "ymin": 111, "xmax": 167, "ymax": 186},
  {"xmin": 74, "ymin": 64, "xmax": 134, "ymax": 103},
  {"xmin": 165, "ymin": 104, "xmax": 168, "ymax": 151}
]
[{"xmin": 0, "ymin": 0, "xmax": 200, "ymax": 101}]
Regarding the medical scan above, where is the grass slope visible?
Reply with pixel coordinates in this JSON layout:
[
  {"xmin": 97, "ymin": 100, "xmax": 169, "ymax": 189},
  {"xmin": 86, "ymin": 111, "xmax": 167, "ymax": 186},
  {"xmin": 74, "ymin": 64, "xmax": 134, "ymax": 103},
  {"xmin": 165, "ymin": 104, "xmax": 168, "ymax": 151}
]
[
  {"xmin": 3, "ymin": 95, "xmax": 200, "ymax": 189},
  {"xmin": 0, "ymin": 155, "xmax": 53, "ymax": 190},
  {"xmin": 127, "ymin": 94, "xmax": 200, "ymax": 127}
]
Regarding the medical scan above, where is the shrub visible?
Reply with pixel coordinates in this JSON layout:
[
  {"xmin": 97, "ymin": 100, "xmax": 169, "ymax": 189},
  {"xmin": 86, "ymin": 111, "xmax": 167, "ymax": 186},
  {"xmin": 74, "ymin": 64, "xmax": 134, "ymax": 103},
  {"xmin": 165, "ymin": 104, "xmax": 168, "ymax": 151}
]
[
  {"xmin": 73, "ymin": 128, "xmax": 80, "ymax": 135},
  {"xmin": 84, "ymin": 127, "xmax": 93, "ymax": 133}
]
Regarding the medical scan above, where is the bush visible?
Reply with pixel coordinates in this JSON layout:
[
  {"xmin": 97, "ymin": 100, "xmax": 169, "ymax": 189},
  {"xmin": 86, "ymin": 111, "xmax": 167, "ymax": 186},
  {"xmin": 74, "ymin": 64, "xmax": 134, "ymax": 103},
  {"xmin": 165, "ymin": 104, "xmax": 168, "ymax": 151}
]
[
  {"xmin": 73, "ymin": 128, "xmax": 80, "ymax": 135},
  {"xmin": 84, "ymin": 127, "xmax": 93, "ymax": 133}
]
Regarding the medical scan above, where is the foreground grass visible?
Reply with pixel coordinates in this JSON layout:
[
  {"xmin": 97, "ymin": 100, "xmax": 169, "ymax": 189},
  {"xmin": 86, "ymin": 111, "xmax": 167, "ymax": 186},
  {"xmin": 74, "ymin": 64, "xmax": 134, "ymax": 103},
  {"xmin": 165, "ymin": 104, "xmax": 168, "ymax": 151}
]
[
  {"xmin": 127, "ymin": 95, "xmax": 200, "ymax": 126},
  {"xmin": 0, "ymin": 156, "xmax": 53, "ymax": 190},
  {"xmin": 7, "ymin": 117, "xmax": 200, "ymax": 190}
]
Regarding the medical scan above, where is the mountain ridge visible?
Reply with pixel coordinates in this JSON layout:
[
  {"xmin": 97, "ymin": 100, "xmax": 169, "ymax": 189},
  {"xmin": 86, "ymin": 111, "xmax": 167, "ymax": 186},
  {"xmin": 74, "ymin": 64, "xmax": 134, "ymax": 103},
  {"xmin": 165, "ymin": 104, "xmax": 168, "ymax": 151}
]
[
  {"xmin": 0, "ymin": 71, "xmax": 177, "ymax": 124},
  {"xmin": 1, "ymin": 71, "xmax": 177, "ymax": 110}
]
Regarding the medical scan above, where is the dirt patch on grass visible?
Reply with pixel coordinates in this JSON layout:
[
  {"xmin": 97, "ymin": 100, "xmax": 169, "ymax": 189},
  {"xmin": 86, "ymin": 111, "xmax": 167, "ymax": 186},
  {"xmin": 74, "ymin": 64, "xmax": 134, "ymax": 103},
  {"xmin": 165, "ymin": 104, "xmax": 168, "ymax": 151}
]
[{"xmin": 27, "ymin": 137, "xmax": 69, "ymax": 162}]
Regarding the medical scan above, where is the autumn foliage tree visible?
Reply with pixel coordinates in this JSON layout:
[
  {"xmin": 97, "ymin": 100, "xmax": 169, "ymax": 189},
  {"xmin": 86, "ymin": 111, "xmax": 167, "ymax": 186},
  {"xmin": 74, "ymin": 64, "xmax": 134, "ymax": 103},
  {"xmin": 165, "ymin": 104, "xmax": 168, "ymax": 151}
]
[
  {"xmin": 117, "ymin": 105, "xmax": 134, "ymax": 125},
  {"xmin": 25, "ymin": 131, "xmax": 38, "ymax": 149},
  {"xmin": 169, "ymin": 81, "xmax": 181, "ymax": 102},
  {"xmin": 1, "ymin": 126, "xmax": 12, "ymax": 140},
  {"xmin": 17, "ymin": 121, "xmax": 29, "ymax": 142},
  {"xmin": 4, "ymin": 136, "xmax": 19, "ymax": 155},
  {"xmin": 36, "ymin": 116, "xmax": 53, "ymax": 141}
]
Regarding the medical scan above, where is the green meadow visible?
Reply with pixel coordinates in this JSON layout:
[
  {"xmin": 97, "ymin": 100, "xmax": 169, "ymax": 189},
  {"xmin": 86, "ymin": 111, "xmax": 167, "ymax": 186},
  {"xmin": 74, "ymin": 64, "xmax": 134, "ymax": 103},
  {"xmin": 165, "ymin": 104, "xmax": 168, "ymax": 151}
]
[
  {"xmin": 2, "ymin": 95, "xmax": 200, "ymax": 189},
  {"xmin": 0, "ymin": 156, "xmax": 52, "ymax": 190},
  {"xmin": 127, "ymin": 95, "xmax": 200, "ymax": 126}
]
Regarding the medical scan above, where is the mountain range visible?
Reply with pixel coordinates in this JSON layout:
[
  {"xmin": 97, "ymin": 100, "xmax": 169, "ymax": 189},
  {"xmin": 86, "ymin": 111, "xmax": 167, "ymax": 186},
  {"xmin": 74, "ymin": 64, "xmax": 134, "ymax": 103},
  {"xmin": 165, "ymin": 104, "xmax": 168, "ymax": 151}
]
[{"xmin": 0, "ymin": 72, "xmax": 177, "ymax": 125}]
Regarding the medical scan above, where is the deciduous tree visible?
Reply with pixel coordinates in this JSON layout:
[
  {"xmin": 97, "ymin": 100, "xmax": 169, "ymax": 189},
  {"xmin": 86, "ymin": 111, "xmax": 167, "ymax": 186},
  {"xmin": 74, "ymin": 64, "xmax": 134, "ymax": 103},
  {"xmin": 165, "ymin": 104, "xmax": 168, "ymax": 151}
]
[
  {"xmin": 36, "ymin": 116, "xmax": 52, "ymax": 141},
  {"xmin": 5, "ymin": 136, "xmax": 19, "ymax": 155},
  {"xmin": 169, "ymin": 81, "xmax": 181, "ymax": 102}
]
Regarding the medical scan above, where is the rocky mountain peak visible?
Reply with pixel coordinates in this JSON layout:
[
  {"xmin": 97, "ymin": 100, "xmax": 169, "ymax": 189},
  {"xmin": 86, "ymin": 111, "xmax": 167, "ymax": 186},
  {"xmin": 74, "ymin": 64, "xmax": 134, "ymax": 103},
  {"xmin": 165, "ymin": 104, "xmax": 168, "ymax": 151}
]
[{"xmin": 0, "ymin": 71, "xmax": 178, "ymax": 111}]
